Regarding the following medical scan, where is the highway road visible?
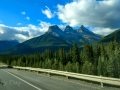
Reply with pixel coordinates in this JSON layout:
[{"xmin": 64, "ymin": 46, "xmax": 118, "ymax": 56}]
[{"xmin": 0, "ymin": 67, "xmax": 119, "ymax": 90}]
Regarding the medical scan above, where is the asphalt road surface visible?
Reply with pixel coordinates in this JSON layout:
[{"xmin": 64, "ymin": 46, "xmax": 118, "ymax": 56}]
[{"xmin": 0, "ymin": 67, "xmax": 119, "ymax": 90}]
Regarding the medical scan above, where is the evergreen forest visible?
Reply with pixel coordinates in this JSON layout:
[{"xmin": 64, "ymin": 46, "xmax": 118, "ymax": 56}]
[{"xmin": 0, "ymin": 38, "xmax": 120, "ymax": 78}]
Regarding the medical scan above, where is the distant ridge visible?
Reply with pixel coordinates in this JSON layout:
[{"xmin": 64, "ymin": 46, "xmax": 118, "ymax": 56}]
[
  {"xmin": 0, "ymin": 25, "xmax": 102, "ymax": 55},
  {"xmin": 99, "ymin": 29, "xmax": 120, "ymax": 43},
  {"xmin": 0, "ymin": 40, "xmax": 19, "ymax": 52}
]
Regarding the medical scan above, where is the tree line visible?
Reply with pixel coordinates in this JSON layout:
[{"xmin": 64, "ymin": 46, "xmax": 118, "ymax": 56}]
[{"xmin": 0, "ymin": 38, "xmax": 120, "ymax": 78}]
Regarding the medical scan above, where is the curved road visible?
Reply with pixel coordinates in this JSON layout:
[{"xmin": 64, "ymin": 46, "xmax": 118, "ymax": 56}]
[{"xmin": 0, "ymin": 68, "xmax": 119, "ymax": 90}]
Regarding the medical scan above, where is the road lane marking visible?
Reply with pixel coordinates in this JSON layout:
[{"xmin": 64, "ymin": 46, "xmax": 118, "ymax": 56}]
[{"xmin": 2, "ymin": 69, "xmax": 42, "ymax": 90}]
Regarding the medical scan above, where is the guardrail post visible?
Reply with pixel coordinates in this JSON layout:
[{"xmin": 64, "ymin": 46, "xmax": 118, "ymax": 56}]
[
  {"xmin": 100, "ymin": 75, "xmax": 103, "ymax": 88},
  {"xmin": 65, "ymin": 71, "xmax": 69, "ymax": 79}
]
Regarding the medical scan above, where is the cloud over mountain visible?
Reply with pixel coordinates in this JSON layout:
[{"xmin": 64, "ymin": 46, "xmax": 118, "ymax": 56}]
[
  {"xmin": 92, "ymin": 27, "xmax": 115, "ymax": 36},
  {"xmin": 56, "ymin": 0, "xmax": 120, "ymax": 29},
  {"xmin": 0, "ymin": 21, "xmax": 52, "ymax": 42}
]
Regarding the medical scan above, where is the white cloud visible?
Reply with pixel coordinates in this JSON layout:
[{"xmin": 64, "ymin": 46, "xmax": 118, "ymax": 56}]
[
  {"xmin": 0, "ymin": 21, "xmax": 53, "ymax": 42},
  {"xmin": 17, "ymin": 23, "xmax": 22, "ymax": 26},
  {"xmin": 26, "ymin": 16, "xmax": 30, "ymax": 20},
  {"xmin": 56, "ymin": 0, "xmax": 120, "ymax": 29},
  {"xmin": 42, "ymin": 6, "xmax": 55, "ymax": 19},
  {"xmin": 0, "ymin": 24, "xmax": 29, "ymax": 42},
  {"xmin": 39, "ymin": 21, "xmax": 52, "ymax": 32},
  {"xmin": 92, "ymin": 27, "xmax": 116, "ymax": 36},
  {"xmin": 21, "ymin": 12, "xmax": 26, "ymax": 15},
  {"xmin": 15, "ymin": 34, "xmax": 28, "ymax": 42}
]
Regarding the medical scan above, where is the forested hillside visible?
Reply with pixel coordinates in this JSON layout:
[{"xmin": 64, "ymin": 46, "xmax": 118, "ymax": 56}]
[
  {"xmin": 0, "ymin": 38, "xmax": 120, "ymax": 78},
  {"xmin": 99, "ymin": 29, "xmax": 120, "ymax": 43},
  {"xmin": 0, "ymin": 40, "xmax": 19, "ymax": 52}
]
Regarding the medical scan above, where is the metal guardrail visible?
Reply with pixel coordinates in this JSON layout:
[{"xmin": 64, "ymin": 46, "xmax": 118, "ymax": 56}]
[
  {"xmin": 13, "ymin": 66, "xmax": 120, "ymax": 87},
  {"xmin": 0, "ymin": 65, "xmax": 8, "ymax": 68}
]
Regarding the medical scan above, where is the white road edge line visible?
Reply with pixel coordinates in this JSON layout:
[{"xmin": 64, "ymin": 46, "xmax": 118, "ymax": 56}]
[{"xmin": 2, "ymin": 69, "xmax": 42, "ymax": 90}]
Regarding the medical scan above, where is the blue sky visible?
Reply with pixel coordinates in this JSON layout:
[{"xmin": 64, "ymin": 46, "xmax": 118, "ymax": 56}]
[
  {"xmin": 0, "ymin": 0, "xmax": 120, "ymax": 42},
  {"xmin": 0, "ymin": 0, "xmax": 70, "ymax": 26}
]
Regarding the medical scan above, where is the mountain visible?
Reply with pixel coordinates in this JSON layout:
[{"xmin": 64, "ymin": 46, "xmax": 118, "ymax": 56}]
[
  {"xmin": 64, "ymin": 25, "xmax": 102, "ymax": 44},
  {"xmin": 46, "ymin": 25, "xmax": 65, "ymax": 37},
  {"xmin": 0, "ymin": 40, "xmax": 19, "ymax": 52},
  {"xmin": 46, "ymin": 25, "xmax": 102, "ymax": 44},
  {"xmin": 77, "ymin": 25, "xmax": 102, "ymax": 40},
  {"xmin": 17, "ymin": 33, "xmax": 71, "ymax": 47},
  {"xmin": 64, "ymin": 25, "xmax": 74, "ymax": 33},
  {"xmin": 0, "ymin": 34, "xmax": 72, "ymax": 55},
  {"xmin": 99, "ymin": 29, "xmax": 120, "ymax": 43},
  {"xmin": 0, "ymin": 25, "xmax": 102, "ymax": 55},
  {"xmin": 64, "ymin": 25, "xmax": 79, "ymax": 39},
  {"xmin": 77, "ymin": 25, "xmax": 102, "ymax": 44}
]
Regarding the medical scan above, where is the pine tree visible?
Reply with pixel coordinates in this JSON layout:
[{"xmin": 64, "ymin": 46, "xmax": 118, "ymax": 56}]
[
  {"xmin": 97, "ymin": 54, "xmax": 108, "ymax": 76},
  {"xmin": 11, "ymin": 60, "xmax": 17, "ymax": 66},
  {"xmin": 52, "ymin": 59, "xmax": 59, "ymax": 70},
  {"xmin": 82, "ymin": 61, "xmax": 95, "ymax": 75},
  {"xmin": 82, "ymin": 43, "xmax": 94, "ymax": 63},
  {"xmin": 72, "ymin": 42, "xmax": 80, "ymax": 63},
  {"xmin": 59, "ymin": 62, "xmax": 64, "ymax": 71},
  {"xmin": 93, "ymin": 45, "xmax": 100, "ymax": 74},
  {"xmin": 65, "ymin": 61, "xmax": 73, "ymax": 72},
  {"xmin": 58, "ymin": 48, "xmax": 66, "ymax": 64},
  {"xmin": 73, "ymin": 62, "xmax": 80, "ymax": 73}
]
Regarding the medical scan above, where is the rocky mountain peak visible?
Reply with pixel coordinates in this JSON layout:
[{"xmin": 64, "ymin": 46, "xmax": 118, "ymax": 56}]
[
  {"xmin": 47, "ymin": 25, "xmax": 60, "ymax": 32},
  {"xmin": 64, "ymin": 25, "xmax": 74, "ymax": 33},
  {"xmin": 77, "ymin": 25, "xmax": 92, "ymax": 33},
  {"xmin": 46, "ymin": 25, "xmax": 64, "ymax": 37}
]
